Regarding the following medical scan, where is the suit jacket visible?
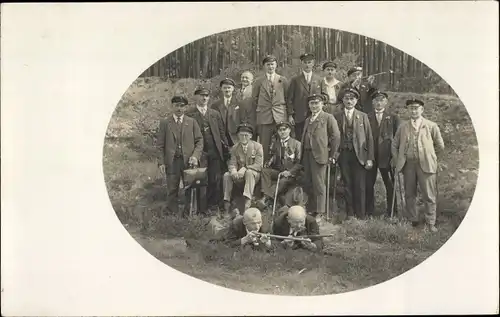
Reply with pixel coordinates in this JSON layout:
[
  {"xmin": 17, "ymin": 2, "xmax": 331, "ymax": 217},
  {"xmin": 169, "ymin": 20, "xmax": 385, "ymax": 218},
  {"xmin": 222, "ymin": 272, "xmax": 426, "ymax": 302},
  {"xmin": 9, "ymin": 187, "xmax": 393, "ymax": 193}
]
[
  {"xmin": 334, "ymin": 109, "xmax": 375, "ymax": 165},
  {"xmin": 211, "ymin": 96, "xmax": 250, "ymax": 146},
  {"xmin": 157, "ymin": 115, "xmax": 203, "ymax": 169},
  {"xmin": 368, "ymin": 110, "xmax": 400, "ymax": 168},
  {"xmin": 252, "ymin": 74, "xmax": 289, "ymax": 125},
  {"xmin": 224, "ymin": 216, "xmax": 270, "ymax": 248},
  {"xmin": 185, "ymin": 106, "xmax": 229, "ymax": 160},
  {"xmin": 272, "ymin": 211, "xmax": 323, "ymax": 250},
  {"xmin": 236, "ymin": 86, "xmax": 256, "ymax": 131},
  {"xmin": 338, "ymin": 81, "xmax": 377, "ymax": 113},
  {"xmin": 228, "ymin": 140, "xmax": 264, "ymax": 173},
  {"xmin": 300, "ymin": 111, "xmax": 341, "ymax": 165},
  {"xmin": 391, "ymin": 117, "xmax": 445, "ymax": 174},
  {"xmin": 287, "ymin": 72, "xmax": 323, "ymax": 123},
  {"xmin": 319, "ymin": 77, "xmax": 343, "ymax": 105},
  {"xmin": 266, "ymin": 137, "xmax": 301, "ymax": 174}
]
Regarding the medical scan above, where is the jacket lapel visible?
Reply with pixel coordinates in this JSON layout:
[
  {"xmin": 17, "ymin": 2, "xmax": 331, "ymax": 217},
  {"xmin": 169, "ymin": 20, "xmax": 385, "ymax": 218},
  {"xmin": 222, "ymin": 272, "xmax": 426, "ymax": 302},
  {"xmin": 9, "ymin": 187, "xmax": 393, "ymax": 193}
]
[
  {"xmin": 262, "ymin": 76, "xmax": 272, "ymax": 97},
  {"xmin": 299, "ymin": 72, "xmax": 309, "ymax": 91},
  {"xmin": 181, "ymin": 116, "xmax": 189, "ymax": 141},
  {"xmin": 168, "ymin": 116, "xmax": 178, "ymax": 142}
]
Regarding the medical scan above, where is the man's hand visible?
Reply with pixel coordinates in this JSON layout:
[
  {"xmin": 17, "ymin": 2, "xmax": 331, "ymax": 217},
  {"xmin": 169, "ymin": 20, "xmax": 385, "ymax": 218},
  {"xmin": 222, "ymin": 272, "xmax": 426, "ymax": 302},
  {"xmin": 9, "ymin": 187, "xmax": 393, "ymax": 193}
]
[
  {"xmin": 241, "ymin": 232, "xmax": 258, "ymax": 246},
  {"xmin": 188, "ymin": 156, "xmax": 198, "ymax": 167},
  {"xmin": 281, "ymin": 170, "xmax": 292, "ymax": 178},
  {"xmin": 300, "ymin": 238, "xmax": 317, "ymax": 251},
  {"xmin": 259, "ymin": 234, "xmax": 272, "ymax": 247},
  {"xmin": 281, "ymin": 237, "xmax": 295, "ymax": 249},
  {"xmin": 328, "ymin": 157, "xmax": 336, "ymax": 165},
  {"xmin": 230, "ymin": 170, "xmax": 239, "ymax": 180},
  {"xmin": 367, "ymin": 75, "xmax": 375, "ymax": 86},
  {"xmin": 237, "ymin": 167, "xmax": 247, "ymax": 179},
  {"xmin": 365, "ymin": 160, "xmax": 373, "ymax": 170},
  {"xmin": 288, "ymin": 115, "xmax": 295, "ymax": 126}
]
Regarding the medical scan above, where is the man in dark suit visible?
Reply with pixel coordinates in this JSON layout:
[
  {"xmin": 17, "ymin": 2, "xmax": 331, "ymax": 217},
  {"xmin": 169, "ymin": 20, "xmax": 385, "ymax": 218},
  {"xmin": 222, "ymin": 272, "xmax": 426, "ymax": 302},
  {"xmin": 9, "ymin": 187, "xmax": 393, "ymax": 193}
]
[
  {"xmin": 272, "ymin": 205, "xmax": 323, "ymax": 251},
  {"xmin": 365, "ymin": 91, "xmax": 401, "ymax": 217},
  {"xmin": 287, "ymin": 53, "xmax": 323, "ymax": 139},
  {"xmin": 157, "ymin": 95, "xmax": 204, "ymax": 215},
  {"xmin": 299, "ymin": 94, "xmax": 341, "ymax": 224},
  {"xmin": 252, "ymin": 55, "xmax": 289, "ymax": 162},
  {"xmin": 334, "ymin": 88, "xmax": 375, "ymax": 220},
  {"xmin": 211, "ymin": 78, "xmax": 244, "ymax": 147},
  {"xmin": 257, "ymin": 121, "xmax": 302, "ymax": 209},
  {"xmin": 223, "ymin": 208, "xmax": 272, "ymax": 250},
  {"xmin": 338, "ymin": 66, "xmax": 377, "ymax": 114},
  {"xmin": 185, "ymin": 87, "xmax": 229, "ymax": 214},
  {"xmin": 236, "ymin": 71, "xmax": 257, "ymax": 140}
]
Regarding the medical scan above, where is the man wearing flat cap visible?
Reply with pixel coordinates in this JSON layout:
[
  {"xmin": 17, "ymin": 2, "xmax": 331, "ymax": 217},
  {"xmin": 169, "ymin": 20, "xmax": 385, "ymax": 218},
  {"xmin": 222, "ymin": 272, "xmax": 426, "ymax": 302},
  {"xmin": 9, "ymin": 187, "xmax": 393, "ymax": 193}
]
[
  {"xmin": 339, "ymin": 66, "xmax": 377, "ymax": 114},
  {"xmin": 320, "ymin": 61, "xmax": 343, "ymax": 109},
  {"xmin": 365, "ymin": 91, "xmax": 401, "ymax": 217},
  {"xmin": 223, "ymin": 207, "xmax": 272, "ymax": 250},
  {"xmin": 298, "ymin": 94, "xmax": 341, "ymax": 224},
  {"xmin": 257, "ymin": 121, "xmax": 302, "ymax": 210},
  {"xmin": 185, "ymin": 87, "xmax": 229, "ymax": 214},
  {"xmin": 157, "ymin": 95, "xmax": 204, "ymax": 216},
  {"xmin": 252, "ymin": 55, "xmax": 290, "ymax": 162},
  {"xmin": 287, "ymin": 53, "xmax": 322, "ymax": 139},
  {"xmin": 334, "ymin": 88, "xmax": 375, "ymax": 220},
  {"xmin": 392, "ymin": 98, "xmax": 445, "ymax": 232},
  {"xmin": 223, "ymin": 123, "xmax": 264, "ymax": 216}
]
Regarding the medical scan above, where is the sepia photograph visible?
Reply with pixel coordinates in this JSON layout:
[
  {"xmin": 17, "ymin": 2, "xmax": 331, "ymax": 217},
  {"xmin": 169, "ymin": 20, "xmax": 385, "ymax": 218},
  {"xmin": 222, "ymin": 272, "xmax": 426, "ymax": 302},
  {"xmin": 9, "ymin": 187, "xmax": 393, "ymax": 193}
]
[{"xmin": 103, "ymin": 25, "xmax": 478, "ymax": 295}]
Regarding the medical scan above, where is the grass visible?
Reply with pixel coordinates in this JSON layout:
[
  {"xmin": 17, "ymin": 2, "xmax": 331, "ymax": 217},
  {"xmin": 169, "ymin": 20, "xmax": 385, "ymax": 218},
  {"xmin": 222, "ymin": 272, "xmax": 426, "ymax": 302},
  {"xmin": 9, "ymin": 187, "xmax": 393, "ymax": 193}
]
[{"xmin": 103, "ymin": 77, "xmax": 478, "ymax": 295}]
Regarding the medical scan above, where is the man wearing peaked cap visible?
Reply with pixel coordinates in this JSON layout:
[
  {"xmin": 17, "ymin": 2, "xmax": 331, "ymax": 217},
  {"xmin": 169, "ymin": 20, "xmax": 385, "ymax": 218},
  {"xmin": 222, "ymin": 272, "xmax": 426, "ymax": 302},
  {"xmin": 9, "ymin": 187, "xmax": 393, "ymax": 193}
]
[
  {"xmin": 223, "ymin": 123, "xmax": 264, "ymax": 216},
  {"xmin": 257, "ymin": 119, "xmax": 302, "ymax": 210},
  {"xmin": 287, "ymin": 52, "xmax": 322, "ymax": 139},
  {"xmin": 321, "ymin": 61, "xmax": 343, "ymax": 108},
  {"xmin": 392, "ymin": 97, "xmax": 444, "ymax": 232},
  {"xmin": 262, "ymin": 54, "xmax": 277, "ymax": 65},
  {"xmin": 185, "ymin": 86, "xmax": 229, "ymax": 215},
  {"xmin": 298, "ymin": 93, "xmax": 341, "ymax": 224},
  {"xmin": 157, "ymin": 95, "xmax": 203, "ymax": 216},
  {"xmin": 365, "ymin": 90, "xmax": 401, "ymax": 218},
  {"xmin": 334, "ymin": 87, "xmax": 375, "ymax": 220},
  {"xmin": 338, "ymin": 66, "xmax": 377, "ymax": 113},
  {"xmin": 253, "ymin": 54, "xmax": 289, "ymax": 162}
]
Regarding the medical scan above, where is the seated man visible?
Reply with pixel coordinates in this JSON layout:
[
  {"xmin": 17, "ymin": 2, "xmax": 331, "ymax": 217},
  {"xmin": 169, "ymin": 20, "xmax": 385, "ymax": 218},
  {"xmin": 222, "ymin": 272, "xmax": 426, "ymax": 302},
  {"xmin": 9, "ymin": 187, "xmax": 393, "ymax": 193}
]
[
  {"xmin": 223, "ymin": 207, "xmax": 272, "ymax": 250},
  {"xmin": 223, "ymin": 123, "xmax": 264, "ymax": 216},
  {"xmin": 257, "ymin": 121, "xmax": 301, "ymax": 210},
  {"xmin": 272, "ymin": 205, "xmax": 324, "ymax": 251}
]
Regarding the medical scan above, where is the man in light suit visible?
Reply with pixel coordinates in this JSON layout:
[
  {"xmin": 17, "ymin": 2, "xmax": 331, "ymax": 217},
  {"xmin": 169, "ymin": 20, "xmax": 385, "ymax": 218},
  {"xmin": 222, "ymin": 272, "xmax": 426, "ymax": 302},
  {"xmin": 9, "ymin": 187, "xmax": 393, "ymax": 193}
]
[
  {"xmin": 287, "ymin": 53, "xmax": 323, "ymax": 139},
  {"xmin": 252, "ymin": 55, "xmax": 289, "ymax": 162},
  {"xmin": 334, "ymin": 88, "xmax": 375, "ymax": 220},
  {"xmin": 320, "ymin": 61, "xmax": 343, "ymax": 113},
  {"xmin": 211, "ymin": 78, "xmax": 243, "ymax": 147},
  {"xmin": 223, "ymin": 123, "xmax": 264, "ymax": 216},
  {"xmin": 185, "ymin": 87, "xmax": 229, "ymax": 215},
  {"xmin": 392, "ymin": 98, "xmax": 445, "ymax": 232},
  {"xmin": 157, "ymin": 95, "xmax": 204, "ymax": 216},
  {"xmin": 365, "ymin": 91, "xmax": 401, "ymax": 217},
  {"xmin": 299, "ymin": 94, "xmax": 341, "ymax": 224}
]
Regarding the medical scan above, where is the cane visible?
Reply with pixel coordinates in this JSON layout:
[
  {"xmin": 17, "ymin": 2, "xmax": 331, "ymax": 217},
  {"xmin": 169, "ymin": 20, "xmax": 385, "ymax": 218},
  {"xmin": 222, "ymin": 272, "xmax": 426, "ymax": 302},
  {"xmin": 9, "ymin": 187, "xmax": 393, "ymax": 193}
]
[
  {"xmin": 271, "ymin": 172, "xmax": 282, "ymax": 229},
  {"xmin": 397, "ymin": 172, "xmax": 406, "ymax": 215},
  {"xmin": 326, "ymin": 163, "xmax": 331, "ymax": 221},
  {"xmin": 390, "ymin": 167, "xmax": 397, "ymax": 218},
  {"xmin": 331, "ymin": 163, "xmax": 339, "ymax": 216}
]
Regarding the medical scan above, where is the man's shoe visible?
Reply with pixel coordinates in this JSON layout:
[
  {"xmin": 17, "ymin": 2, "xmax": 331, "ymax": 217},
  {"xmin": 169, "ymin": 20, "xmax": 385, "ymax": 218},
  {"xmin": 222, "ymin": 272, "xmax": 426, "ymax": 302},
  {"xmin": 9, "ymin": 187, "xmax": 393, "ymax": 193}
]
[{"xmin": 427, "ymin": 224, "xmax": 438, "ymax": 233}]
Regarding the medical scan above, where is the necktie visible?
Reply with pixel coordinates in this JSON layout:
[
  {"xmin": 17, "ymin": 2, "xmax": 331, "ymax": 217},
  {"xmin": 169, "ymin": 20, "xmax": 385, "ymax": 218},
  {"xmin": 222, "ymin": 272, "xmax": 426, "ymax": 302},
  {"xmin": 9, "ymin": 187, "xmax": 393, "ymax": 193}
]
[
  {"xmin": 176, "ymin": 118, "xmax": 181, "ymax": 125},
  {"xmin": 376, "ymin": 112, "xmax": 383, "ymax": 124}
]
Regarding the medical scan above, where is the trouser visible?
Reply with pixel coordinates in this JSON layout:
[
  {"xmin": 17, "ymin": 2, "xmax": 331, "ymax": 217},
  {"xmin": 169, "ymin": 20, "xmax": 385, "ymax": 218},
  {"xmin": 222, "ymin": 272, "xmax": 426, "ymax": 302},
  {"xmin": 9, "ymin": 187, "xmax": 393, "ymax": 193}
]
[
  {"xmin": 260, "ymin": 168, "xmax": 295, "ymax": 199},
  {"xmin": 223, "ymin": 169, "xmax": 260, "ymax": 201},
  {"xmin": 198, "ymin": 151, "xmax": 224, "ymax": 213},
  {"xmin": 256, "ymin": 123, "xmax": 276, "ymax": 162},
  {"xmin": 302, "ymin": 149, "xmax": 327, "ymax": 215},
  {"xmin": 366, "ymin": 162, "xmax": 397, "ymax": 216},
  {"xmin": 166, "ymin": 156, "xmax": 191, "ymax": 215},
  {"xmin": 339, "ymin": 149, "xmax": 367, "ymax": 218},
  {"xmin": 402, "ymin": 159, "xmax": 437, "ymax": 225},
  {"xmin": 294, "ymin": 121, "xmax": 305, "ymax": 141}
]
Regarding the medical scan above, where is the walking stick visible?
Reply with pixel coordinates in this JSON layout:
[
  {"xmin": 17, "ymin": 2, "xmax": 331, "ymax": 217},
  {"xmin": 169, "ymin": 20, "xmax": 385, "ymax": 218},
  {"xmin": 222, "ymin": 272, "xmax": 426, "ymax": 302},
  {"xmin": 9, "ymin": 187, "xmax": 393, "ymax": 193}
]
[
  {"xmin": 397, "ymin": 172, "xmax": 406, "ymax": 215},
  {"xmin": 332, "ymin": 163, "xmax": 339, "ymax": 216},
  {"xmin": 271, "ymin": 172, "xmax": 282, "ymax": 229},
  {"xmin": 326, "ymin": 163, "xmax": 331, "ymax": 221},
  {"xmin": 390, "ymin": 167, "xmax": 397, "ymax": 218}
]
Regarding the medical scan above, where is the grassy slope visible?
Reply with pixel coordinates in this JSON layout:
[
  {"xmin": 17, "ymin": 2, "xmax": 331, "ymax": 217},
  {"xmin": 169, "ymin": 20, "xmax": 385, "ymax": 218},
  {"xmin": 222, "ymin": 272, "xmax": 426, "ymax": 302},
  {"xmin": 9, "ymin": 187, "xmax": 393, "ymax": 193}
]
[{"xmin": 103, "ymin": 77, "xmax": 478, "ymax": 295}]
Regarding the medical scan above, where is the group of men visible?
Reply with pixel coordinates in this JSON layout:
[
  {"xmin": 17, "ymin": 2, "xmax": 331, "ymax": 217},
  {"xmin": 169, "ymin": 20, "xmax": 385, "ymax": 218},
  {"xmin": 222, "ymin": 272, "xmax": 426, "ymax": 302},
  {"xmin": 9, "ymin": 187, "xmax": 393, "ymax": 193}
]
[{"xmin": 157, "ymin": 52, "xmax": 445, "ymax": 239}]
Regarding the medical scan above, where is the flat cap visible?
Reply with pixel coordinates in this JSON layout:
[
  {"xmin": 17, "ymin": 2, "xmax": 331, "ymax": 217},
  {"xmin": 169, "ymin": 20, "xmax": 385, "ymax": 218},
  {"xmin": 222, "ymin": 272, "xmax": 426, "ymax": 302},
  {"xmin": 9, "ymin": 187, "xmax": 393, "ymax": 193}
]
[
  {"xmin": 299, "ymin": 53, "xmax": 315, "ymax": 61},
  {"xmin": 262, "ymin": 55, "xmax": 277, "ymax": 65},
  {"xmin": 171, "ymin": 95, "xmax": 188, "ymax": 105},
  {"xmin": 371, "ymin": 90, "xmax": 388, "ymax": 100},
  {"xmin": 347, "ymin": 66, "xmax": 363, "ymax": 77},
  {"xmin": 342, "ymin": 87, "xmax": 360, "ymax": 99},
  {"xmin": 219, "ymin": 78, "xmax": 236, "ymax": 87},
  {"xmin": 276, "ymin": 121, "xmax": 292, "ymax": 130},
  {"xmin": 322, "ymin": 61, "xmax": 338, "ymax": 70},
  {"xmin": 194, "ymin": 87, "xmax": 210, "ymax": 95},
  {"xmin": 406, "ymin": 98, "xmax": 425, "ymax": 107},
  {"xmin": 307, "ymin": 94, "xmax": 324, "ymax": 102},
  {"xmin": 236, "ymin": 123, "xmax": 254, "ymax": 134}
]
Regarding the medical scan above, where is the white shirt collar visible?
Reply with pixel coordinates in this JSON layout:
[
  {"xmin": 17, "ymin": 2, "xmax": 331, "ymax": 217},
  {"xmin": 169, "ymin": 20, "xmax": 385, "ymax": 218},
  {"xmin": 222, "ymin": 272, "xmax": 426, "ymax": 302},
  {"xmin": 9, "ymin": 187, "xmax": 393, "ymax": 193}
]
[
  {"xmin": 197, "ymin": 105, "xmax": 207, "ymax": 113},
  {"xmin": 412, "ymin": 117, "xmax": 423, "ymax": 127},
  {"xmin": 266, "ymin": 73, "xmax": 275, "ymax": 81},
  {"xmin": 280, "ymin": 137, "xmax": 290, "ymax": 144},
  {"xmin": 345, "ymin": 108, "xmax": 354, "ymax": 116},
  {"xmin": 324, "ymin": 77, "xmax": 339, "ymax": 86},
  {"xmin": 311, "ymin": 110, "xmax": 322, "ymax": 121},
  {"xmin": 303, "ymin": 71, "xmax": 312, "ymax": 79},
  {"xmin": 173, "ymin": 114, "xmax": 184, "ymax": 122},
  {"xmin": 375, "ymin": 108, "xmax": 385, "ymax": 114}
]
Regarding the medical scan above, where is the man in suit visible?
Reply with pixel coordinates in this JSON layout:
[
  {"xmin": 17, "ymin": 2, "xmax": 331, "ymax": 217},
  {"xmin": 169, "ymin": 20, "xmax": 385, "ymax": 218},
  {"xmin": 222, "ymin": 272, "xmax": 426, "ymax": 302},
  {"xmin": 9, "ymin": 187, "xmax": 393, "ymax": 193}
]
[
  {"xmin": 185, "ymin": 87, "xmax": 229, "ymax": 214},
  {"xmin": 211, "ymin": 78, "xmax": 244, "ymax": 147},
  {"xmin": 237, "ymin": 71, "xmax": 258, "ymax": 141},
  {"xmin": 272, "ymin": 205, "xmax": 323, "ymax": 251},
  {"xmin": 287, "ymin": 53, "xmax": 323, "ymax": 139},
  {"xmin": 338, "ymin": 66, "xmax": 377, "ymax": 114},
  {"xmin": 157, "ymin": 95, "xmax": 204, "ymax": 215},
  {"xmin": 365, "ymin": 91, "xmax": 401, "ymax": 217},
  {"xmin": 299, "ymin": 94, "xmax": 341, "ymax": 224},
  {"xmin": 223, "ymin": 208, "xmax": 272, "ymax": 250},
  {"xmin": 320, "ymin": 61, "xmax": 343, "ymax": 110},
  {"xmin": 252, "ymin": 55, "xmax": 289, "ymax": 162},
  {"xmin": 392, "ymin": 98, "xmax": 445, "ymax": 232},
  {"xmin": 334, "ymin": 88, "xmax": 375, "ymax": 220},
  {"xmin": 223, "ymin": 123, "xmax": 264, "ymax": 215},
  {"xmin": 257, "ymin": 121, "xmax": 301, "ymax": 209}
]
